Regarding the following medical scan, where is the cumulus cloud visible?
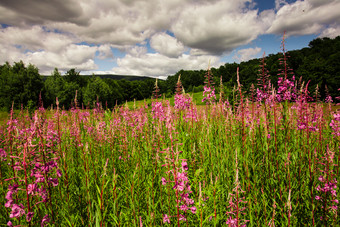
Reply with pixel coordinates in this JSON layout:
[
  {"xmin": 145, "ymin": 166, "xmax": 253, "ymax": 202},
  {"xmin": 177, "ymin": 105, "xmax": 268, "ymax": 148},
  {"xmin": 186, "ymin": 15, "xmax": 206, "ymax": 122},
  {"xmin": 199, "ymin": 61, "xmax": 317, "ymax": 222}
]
[
  {"xmin": 275, "ymin": 0, "xmax": 288, "ymax": 10},
  {"xmin": 0, "ymin": 0, "xmax": 339, "ymax": 76},
  {"xmin": 112, "ymin": 52, "xmax": 221, "ymax": 77},
  {"xmin": 0, "ymin": 26, "xmax": 98, "ymax": 74},
  {"xmin": 0, "ymin": 26, "xmax": 76, "ymax": 52},
  {"xmin": 97, "ymin": 45, "xmax": 114, "ymax": 59},
  {"xmin": 171, "ymin": 0, "xmax": 264, "ymax": 55},
  {"xmin": 233, "ymin": 47, "xmax": 262, "ymax": 62},
  {"xmin": 267, "ymin": 0, "xmax": 340, "ymax": 36},
  {"xmin": 319, "ymin": 24, "xmax": 340, "ymax": 39},
  {"xmin": 150, "ymin": 33, "xmax": 185, "ymax": 58}
]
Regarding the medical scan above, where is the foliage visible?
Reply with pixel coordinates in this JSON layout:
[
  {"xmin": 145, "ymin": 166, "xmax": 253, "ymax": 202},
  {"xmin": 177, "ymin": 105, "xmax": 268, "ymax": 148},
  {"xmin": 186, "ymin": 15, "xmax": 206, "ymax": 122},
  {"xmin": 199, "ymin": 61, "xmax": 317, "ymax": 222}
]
[
  {"xmin": 0, "ymin": 82, "xmax": 339, "ymax": 225},
  {"xmin": 0, "ymin": 36, "xmax": 339, "ymax": 111}
]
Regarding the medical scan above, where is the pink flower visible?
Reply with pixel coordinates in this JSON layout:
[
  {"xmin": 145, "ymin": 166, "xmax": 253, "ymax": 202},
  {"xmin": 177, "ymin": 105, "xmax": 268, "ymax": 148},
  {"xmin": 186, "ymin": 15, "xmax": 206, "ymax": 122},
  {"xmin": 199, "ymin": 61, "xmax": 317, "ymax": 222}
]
[
  {"xmin": 27, "ymin": 183, "xmax": 37, "ymax": 195},
  {"xmin": 9, "ymin": 204, "xmax": 25, "ymax": 218},
  {"xmin": 26, "ymin": 211, "xmax": 34, "ymax": 222},
  {"xmin": 190, "ymin": 206, "xmax": 197, "ymax": 214},
  {"xmin": 161, "ymin": 177, "xmax": 167, "ymax": 185},
  {"xmin": 318, "ymin": 176, "xmax": 325, "ymax": 182},
  {"xmin": 41, "ymin": 214, "xmax": 50, "ymax": 226},
  {"xmin": 182, "ymin": 161, "xmax": 188, "ymax": 171},
  {"xmin": 179, "ymin": 214, "xmax": 187, "ymax": 221},
  {"xmin": 163, "ymin": 214, "xmax": 170, "ymax": 224},
  {"xmin": 180, "ymin": 204, "xmax": 188, "ymax": 211}
]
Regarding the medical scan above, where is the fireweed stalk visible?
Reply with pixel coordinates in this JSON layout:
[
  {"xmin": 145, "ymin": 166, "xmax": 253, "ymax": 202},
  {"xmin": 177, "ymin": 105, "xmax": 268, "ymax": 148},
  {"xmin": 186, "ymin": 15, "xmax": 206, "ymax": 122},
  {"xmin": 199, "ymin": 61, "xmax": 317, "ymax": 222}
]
[
  {"xmin": 4, "ymin": 109, "xmax": 61, "ymax": 226},
  {"xmin": 202, "ymin": 67, "xmax": 216, "ymax": 105},
  {"xmin": 315, "ymin": 146, "xmax": 338, "ymax": 225},
  {"xmin": 161, "ymin": 159, "xmax": 196, "ymax": 225},
  {"xmin": 225, "ymin": 149, "xmax": 249, "ymax": 226}
]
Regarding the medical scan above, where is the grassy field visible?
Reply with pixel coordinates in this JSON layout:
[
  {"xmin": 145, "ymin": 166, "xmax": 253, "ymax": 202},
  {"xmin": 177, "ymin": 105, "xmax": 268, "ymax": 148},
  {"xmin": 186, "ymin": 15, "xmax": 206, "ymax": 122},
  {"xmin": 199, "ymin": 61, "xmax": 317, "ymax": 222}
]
[
  {"xmin": 125, "ymin": 91, "xmax": 207, "ymax": 109},
  {"xmin": 0, "ymin": 92, "xmax": 339, "ymax": 226}
]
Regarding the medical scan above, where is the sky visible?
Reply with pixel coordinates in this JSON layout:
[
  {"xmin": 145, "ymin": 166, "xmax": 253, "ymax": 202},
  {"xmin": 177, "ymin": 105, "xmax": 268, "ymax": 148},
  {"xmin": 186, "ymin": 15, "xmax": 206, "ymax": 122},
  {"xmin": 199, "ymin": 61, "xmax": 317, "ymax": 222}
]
[{"xmin": 0, "ymin": 0, "xmax": 339, "ymax": 79}]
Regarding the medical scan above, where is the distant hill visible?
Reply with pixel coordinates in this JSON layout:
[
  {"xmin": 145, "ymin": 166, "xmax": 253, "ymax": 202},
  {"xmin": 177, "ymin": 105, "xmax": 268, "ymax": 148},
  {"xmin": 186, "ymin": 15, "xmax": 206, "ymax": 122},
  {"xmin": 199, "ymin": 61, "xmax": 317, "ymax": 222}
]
[
  {"xmin": 89, "ymin": 74, "xmax": 154, "ymax": 81},
  {"xmin": 42, "ymin": 74, "xmax": 153, "ymax": 81}
]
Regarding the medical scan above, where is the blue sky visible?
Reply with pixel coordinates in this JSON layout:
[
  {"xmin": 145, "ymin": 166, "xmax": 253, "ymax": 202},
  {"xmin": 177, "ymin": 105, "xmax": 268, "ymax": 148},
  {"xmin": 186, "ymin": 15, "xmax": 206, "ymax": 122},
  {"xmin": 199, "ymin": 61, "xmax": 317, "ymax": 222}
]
[{"xmin": 0, "ymin": 0, "xmax": 339, "ymax": 78}]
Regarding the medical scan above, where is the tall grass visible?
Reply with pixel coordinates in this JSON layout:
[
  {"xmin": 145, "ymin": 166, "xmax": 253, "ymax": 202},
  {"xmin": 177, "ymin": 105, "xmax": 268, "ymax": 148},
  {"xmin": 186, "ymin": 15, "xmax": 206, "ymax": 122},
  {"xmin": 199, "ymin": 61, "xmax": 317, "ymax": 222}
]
[{"xmin": 0, "ymin": 87, "xmax": 339, "ymax": 226}]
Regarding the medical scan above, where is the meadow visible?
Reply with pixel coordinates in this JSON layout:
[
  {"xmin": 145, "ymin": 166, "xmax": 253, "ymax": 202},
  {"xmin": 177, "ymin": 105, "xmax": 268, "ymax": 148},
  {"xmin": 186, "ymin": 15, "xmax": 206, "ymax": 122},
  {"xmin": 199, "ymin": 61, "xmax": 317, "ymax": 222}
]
[{"xmin": 0, "ymin": 72, "xmax": 339, "ymax": 226}]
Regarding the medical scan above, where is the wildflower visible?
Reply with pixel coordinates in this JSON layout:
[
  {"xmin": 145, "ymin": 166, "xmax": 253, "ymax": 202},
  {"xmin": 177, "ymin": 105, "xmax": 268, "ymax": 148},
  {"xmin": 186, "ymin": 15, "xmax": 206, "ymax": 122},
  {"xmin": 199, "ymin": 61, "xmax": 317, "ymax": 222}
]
[
  {"xmin": 26, "ymin": 212, "xmax": 34, "ymax": 222},
  {"xmin": 161, "ymin": 177, "xmax": 167, "ymax": 185},
  {"xmin": 180, "ymin": 204, "xmax": 188, "ymax": 211},
  {"xmin": 174, "ymin": 94, "xmax": 191, "ymax": 110},
  {"xmin": 41, "ymin": 215, "xmax": 50, "ymax": 226},
  {"xmin": 190, "ymin": 206, "xmax": 197, "ymax": 214},
  {"xmin": 27, "ymin": 183, "xmax": 37, "ymax": 195},
  {"xmin": 9, "ymin": 204, "xmax": 25, "ymax": 219},
  {"xmin": 0, "ymin": 148, "xmax": 7, "ymax": 160},
  {"xmin": 179, "ymin": 214, "xmax": 186, "ymax": 221},
  {"xmin": 163, "ymin": 214, "xmax": 170, "ymax": 224},
  {"xmin": 181, "ymin": 161, "xmax": 188, "ymax": 171}
]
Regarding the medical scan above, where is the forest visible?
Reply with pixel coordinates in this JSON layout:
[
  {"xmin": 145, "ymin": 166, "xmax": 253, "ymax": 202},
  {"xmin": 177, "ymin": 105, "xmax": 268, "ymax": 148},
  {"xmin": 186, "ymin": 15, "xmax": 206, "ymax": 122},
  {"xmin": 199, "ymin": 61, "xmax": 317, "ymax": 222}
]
[{"xmin": 0, "ymin": 36, "xmax": 339, "ymax": 111}]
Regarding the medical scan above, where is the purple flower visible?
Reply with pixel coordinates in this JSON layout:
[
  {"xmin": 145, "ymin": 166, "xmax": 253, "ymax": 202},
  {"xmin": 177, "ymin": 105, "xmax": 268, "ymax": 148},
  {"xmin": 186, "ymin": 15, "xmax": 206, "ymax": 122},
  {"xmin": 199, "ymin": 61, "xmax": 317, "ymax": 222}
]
[
  {"xmin": 56, "ymin": 169, "xmax": 62, "ymax": 177},
  {"xmin": 315, "ymin": 196, "xmax": 321, "ymax": 201},
  {"xmin": 41, "ymin": 214, "xmax": 50, "ymax": 226},
  {"xmin": 49, "ymin": 178, "xmax": 59, "ymax": 187},
  {"xmin": 181, "ymin": 161, "xmax": 188, "ymax": 171},
  {"xmin": 179, "ymin": 214, "xmax": 186, "ymax": 221},
  {"xmin": 5, "ymin": 199, "xmax": 13, "ymax": 208},
  {"xmin": 9, "ymin": 204, "xmax": 25, "ymax": 218},
  {"xmin": 163, "ymin": 214, "xmax": 170, "ymax": 224},
  {"xmin": 27, "ymin": 183, "xmax": 37, "ymax": 195},
  {"xmin": 180, "ymin": 204, "xmax": 188, "ymax": 211},
  {"xmin": 8, "ymin": 184, "xmax": 19, "ymax": 192},
  {"xmin": 226, "ymin": 217, "xmax": 237, "ymax": 225},
  {"xmin": 0, "ymin": 148, "xmax": 7, "ymax": 157},
  {"xmin": 26, "ymin": 211, "xmax": 34, "ymax": 222},
  {"xmin": 5, "ymin": 191, "xmax": 13, "ymax": 200},
  {"xmin": 190, "ymin": 206, "xmax": 197, "ymax": 214}
]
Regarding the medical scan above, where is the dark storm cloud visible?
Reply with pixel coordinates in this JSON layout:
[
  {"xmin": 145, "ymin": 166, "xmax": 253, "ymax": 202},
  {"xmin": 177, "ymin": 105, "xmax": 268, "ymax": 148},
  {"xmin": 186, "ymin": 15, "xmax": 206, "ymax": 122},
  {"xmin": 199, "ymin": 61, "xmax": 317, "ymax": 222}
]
[{"xmin": 0, "ymin": 0, "xmax": 87, "ymax": 26}]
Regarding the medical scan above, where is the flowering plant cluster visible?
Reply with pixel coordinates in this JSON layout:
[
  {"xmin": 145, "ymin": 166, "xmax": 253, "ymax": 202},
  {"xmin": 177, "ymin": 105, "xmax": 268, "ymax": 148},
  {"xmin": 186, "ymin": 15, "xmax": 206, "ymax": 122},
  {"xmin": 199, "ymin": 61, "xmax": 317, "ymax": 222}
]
[
  {"xmin": 315, "ymin": 147, "xmax": 338, "ymax": 223},
  {"xmin": 162, "ymin": 160, "xmax": 196, "ymax": 224},
  {"xmin": 174, "ymin": 94, "xmax": 191, "ymax": 110},
  {"xmin": 151, "ymin": 101, "xmax": 166, "ymax": 121},
  {"xmin": 202, "ymin": 86, "xmax": 216, "ymax": 104},
  {"xmin": 3, "ymin": 111, "xmax": 62, "ymax": 226},
  {"xmin": 276, "ymin": 76, "xmax": 296, "ymax": 102},
  {"xmin": 329, "ymin": 112, "xmax": 340, "ymax": 137},
  {"xmin": 225, "ymin": 150, "xmax": 249, "ymax": 226}
]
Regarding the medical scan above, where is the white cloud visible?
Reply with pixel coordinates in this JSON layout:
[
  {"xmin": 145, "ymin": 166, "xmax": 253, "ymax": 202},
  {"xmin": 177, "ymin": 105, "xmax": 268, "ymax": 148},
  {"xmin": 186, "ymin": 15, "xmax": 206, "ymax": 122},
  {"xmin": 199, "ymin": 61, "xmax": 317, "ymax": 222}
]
[
  {"xmin": 171, "ymin": 0, "xmax": 264, "ymax": 55},
  {"xmin": 112, "ymin": 51, "xmax": 221, "ymax": 77},
  {"xmin": 97, "ymin": 44, "xmax": 114, "ymax": 59},
  {"xmin": 275, "ymin": 0, "xmax": 288, "ymax": 10},
  {"xmin": 0, "ymin": 0, "xmax": 339, "ymax": 76},
  {"xmin": 150, "ymin": 33, "xmax": 185, "ymax": 58},
  {"xmin": 319, "ymin": 24, "xmax": 340, "ymax": 39},
  {"xmin": 0, "ymin": 26, "xmax": 98, "ymax": 74},
  {"xmin": 267, "ymin": 0, "xmax": 340, "ymax": 36},
  {"xmin": 233, "ymin": 47, "xmax": 262, "ymax": 62}
]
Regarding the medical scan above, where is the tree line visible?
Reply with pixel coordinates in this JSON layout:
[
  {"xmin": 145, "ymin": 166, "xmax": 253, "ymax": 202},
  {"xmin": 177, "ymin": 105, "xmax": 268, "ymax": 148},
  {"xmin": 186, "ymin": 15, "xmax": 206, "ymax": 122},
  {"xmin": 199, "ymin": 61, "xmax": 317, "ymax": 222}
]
[{"xmin": 0, "ymin": 36, "xmax": 339, "ymax": 111}]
